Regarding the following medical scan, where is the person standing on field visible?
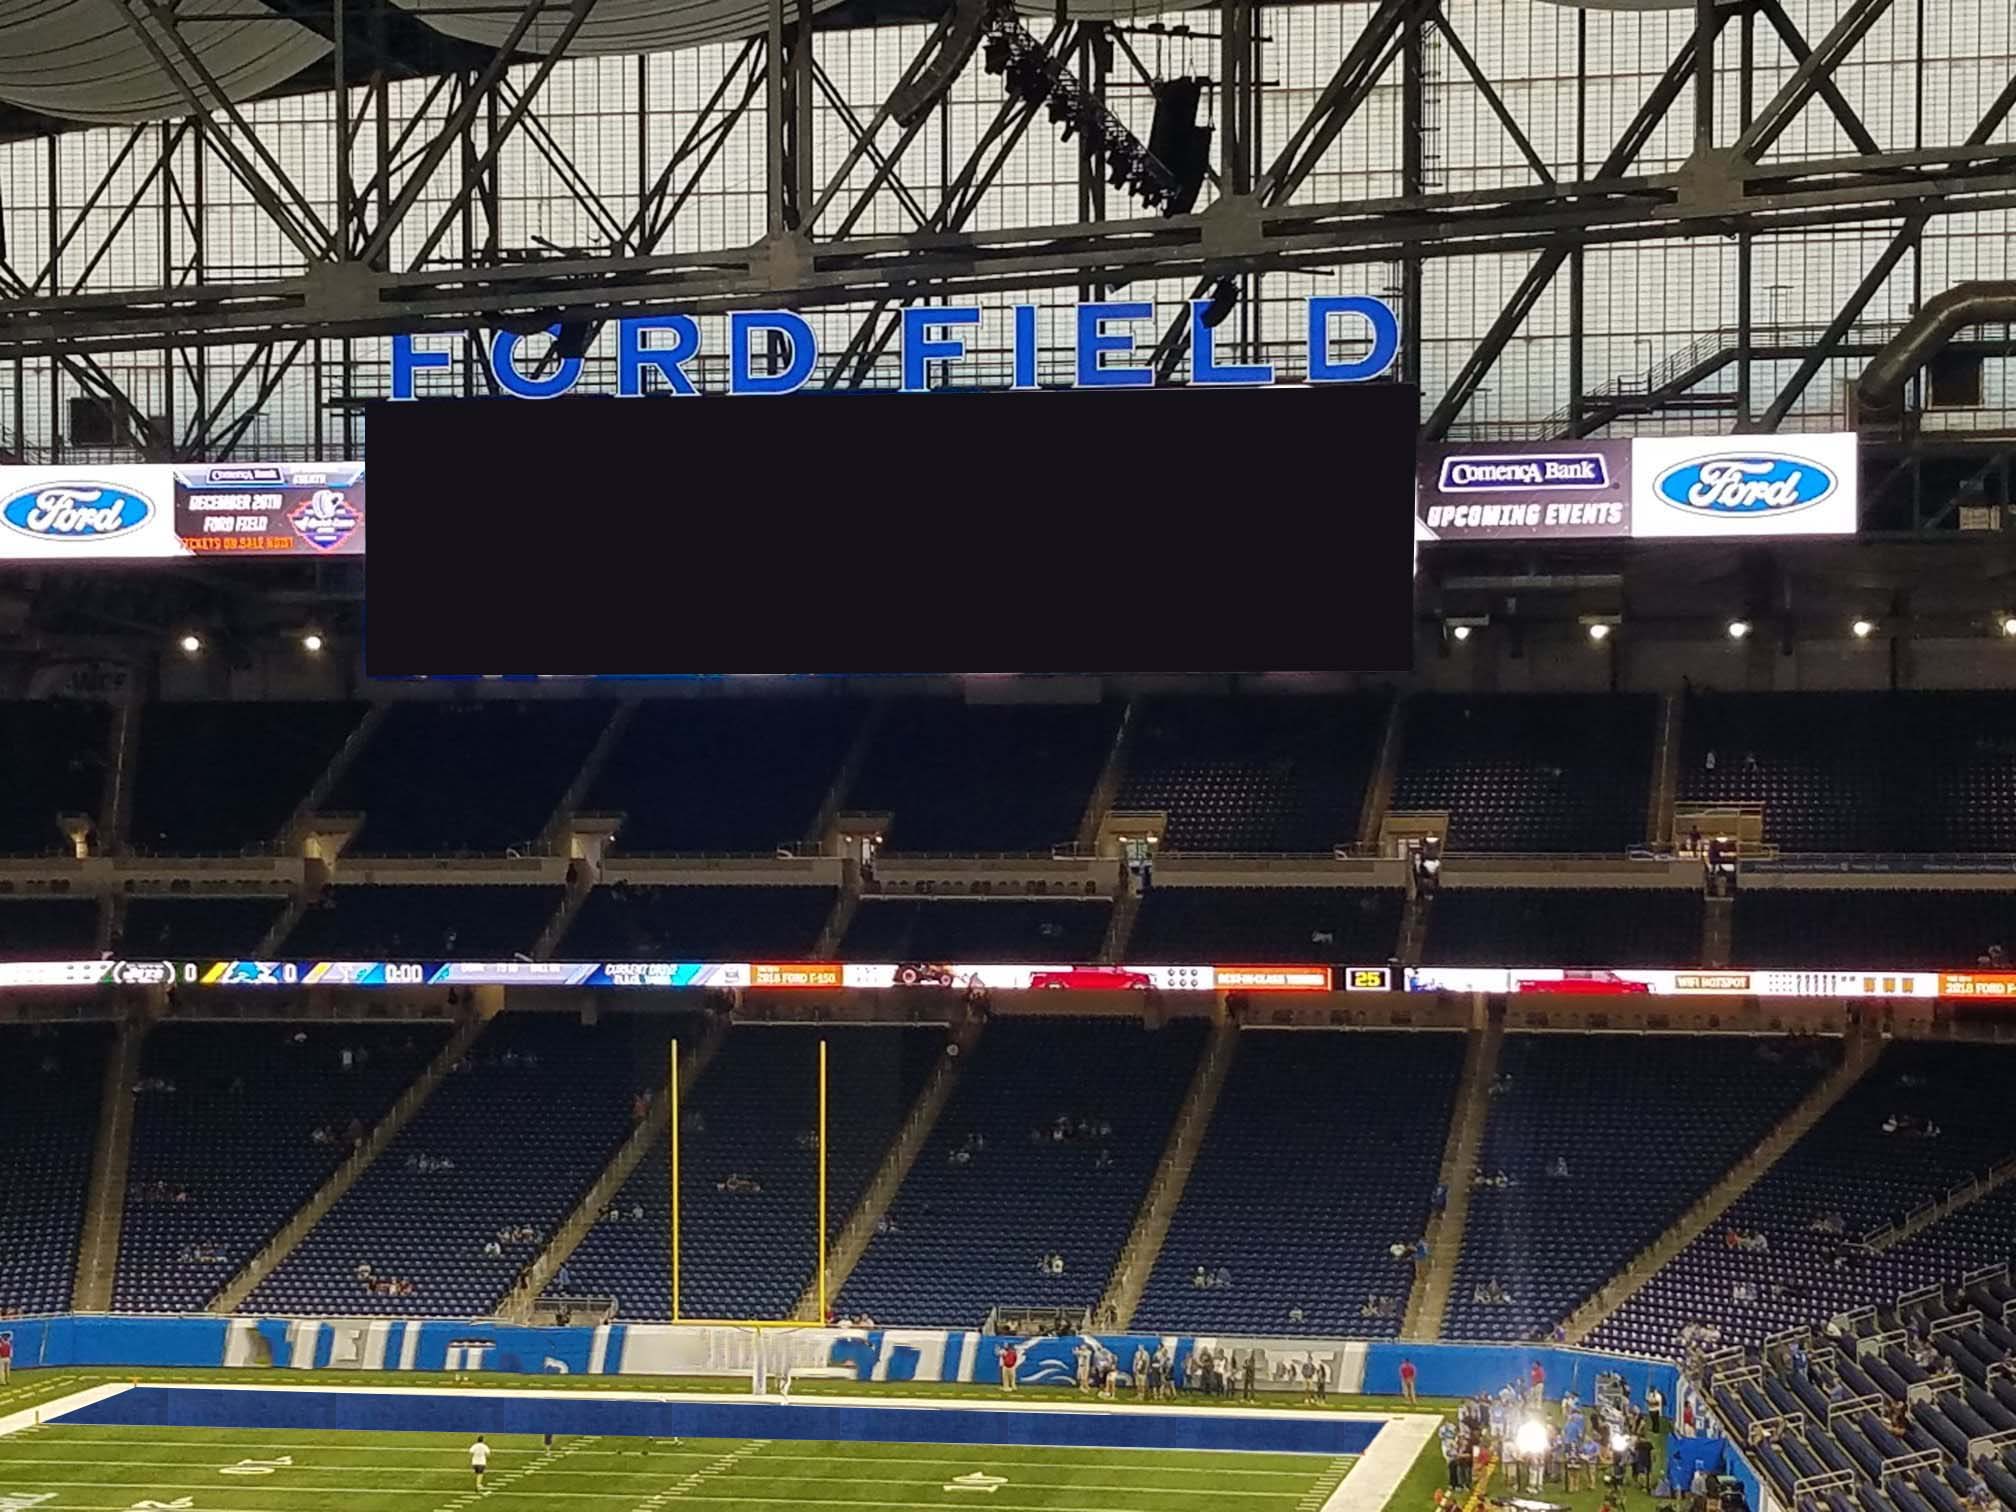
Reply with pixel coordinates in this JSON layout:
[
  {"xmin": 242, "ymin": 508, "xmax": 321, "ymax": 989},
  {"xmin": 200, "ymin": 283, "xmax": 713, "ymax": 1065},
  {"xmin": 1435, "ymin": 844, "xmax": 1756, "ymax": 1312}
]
[
  {"xmin": 1400, "ymin": 1356, "xmax": 1417, "ymax": 1403},
  {"xmin": 469, "ymin": 1435, "xmax": 490, "ymax": 1491},
  {"xmin": 999, "ymin": 1342, "xmax": 1019, "ymax": 1393}
]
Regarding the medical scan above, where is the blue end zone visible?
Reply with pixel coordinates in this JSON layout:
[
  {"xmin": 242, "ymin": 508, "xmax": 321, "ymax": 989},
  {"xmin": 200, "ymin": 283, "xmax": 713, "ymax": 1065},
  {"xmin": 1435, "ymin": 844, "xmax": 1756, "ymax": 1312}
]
[{"xmin": 54, "ymin": 1388, "xmax": 1383, "ymax": 1456}]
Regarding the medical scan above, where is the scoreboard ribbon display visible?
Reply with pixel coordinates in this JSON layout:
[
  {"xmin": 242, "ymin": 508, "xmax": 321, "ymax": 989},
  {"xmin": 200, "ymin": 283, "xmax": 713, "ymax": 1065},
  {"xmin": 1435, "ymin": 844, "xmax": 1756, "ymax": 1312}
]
[
  {"xmin": 0, "ymin": 463, "xmax": 365, "ymax": 560},
  {"xmin": 0, "ymin": 959, "xmax": 1385, "ymax": 992},
  {"xmin": 1, "ymin": 958, "xmax": 2009, "ymax": 997}
]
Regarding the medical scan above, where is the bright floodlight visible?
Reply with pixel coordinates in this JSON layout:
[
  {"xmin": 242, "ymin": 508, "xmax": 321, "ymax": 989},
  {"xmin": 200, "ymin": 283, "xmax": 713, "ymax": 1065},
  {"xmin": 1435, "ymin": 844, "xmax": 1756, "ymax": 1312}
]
[
  {"xmin": 1611, "ymin": 1431, "xmax": 1633, "ymax": 1454},
  {"xmin": 1851, "ymin": 618, "xmax": 1876, "ymax": 639},
  {"xmin": 1452, "ymin": 624, "xmax": 1472, "ymax": 642},
  {"xmin": 1587, "ymin": 622, "xmax": 1611, "ymax": 642},
  {"xmin": 302, "ymin": 633, "xmax": 325, "ymax": 653},
  {"xmin": 1727, "ymin": 619, "xmax": 1752, "ymax": 640},
  {"xmin": 1515, "ymin": 1419, "xmax": 1551, "ymax": 1458},
  {"xmin": 178, "ymin": 634, "xmax": 202, "ymax": 655},
  {"xmin": 2001, "ymin": 617, "xmax": 2016, "ymax": 638}
]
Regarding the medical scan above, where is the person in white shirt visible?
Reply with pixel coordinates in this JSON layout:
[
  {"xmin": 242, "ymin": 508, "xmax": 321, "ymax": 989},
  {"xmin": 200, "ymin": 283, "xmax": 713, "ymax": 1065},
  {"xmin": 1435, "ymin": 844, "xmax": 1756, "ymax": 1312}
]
[{"xmin": 469, "ymin": 1436, "xmax": 490, "ymax": 1491}]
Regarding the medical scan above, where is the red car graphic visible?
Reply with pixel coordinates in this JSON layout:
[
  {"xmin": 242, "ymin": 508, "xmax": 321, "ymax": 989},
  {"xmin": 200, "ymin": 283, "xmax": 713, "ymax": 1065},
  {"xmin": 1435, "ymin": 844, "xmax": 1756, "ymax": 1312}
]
[
  {"xmin": 1512, "ymin": 970, "xmax": 1652, "ymax": 996},
  {"xmin": 893, "ymin": 962, "xmax": 958, "ymax": 988},
  {"xmin": 1028, "ymin": 967, "xmax": 1153, "ymax": 991}
]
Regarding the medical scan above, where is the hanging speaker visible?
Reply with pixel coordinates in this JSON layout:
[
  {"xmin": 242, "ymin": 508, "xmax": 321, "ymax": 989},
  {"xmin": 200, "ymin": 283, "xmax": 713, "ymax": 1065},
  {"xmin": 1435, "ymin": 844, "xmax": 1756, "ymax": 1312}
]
[{"xmin": 1148, "ymin": 76, "xmax": 1212, "ymax": 215}]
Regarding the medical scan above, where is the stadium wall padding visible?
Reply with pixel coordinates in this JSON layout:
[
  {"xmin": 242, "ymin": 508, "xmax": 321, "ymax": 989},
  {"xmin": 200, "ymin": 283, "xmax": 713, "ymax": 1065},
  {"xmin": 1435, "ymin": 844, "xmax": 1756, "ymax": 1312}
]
[{"xmin": 0, "ymin": 1315, "xmax": 1675, "ymax": 1400}]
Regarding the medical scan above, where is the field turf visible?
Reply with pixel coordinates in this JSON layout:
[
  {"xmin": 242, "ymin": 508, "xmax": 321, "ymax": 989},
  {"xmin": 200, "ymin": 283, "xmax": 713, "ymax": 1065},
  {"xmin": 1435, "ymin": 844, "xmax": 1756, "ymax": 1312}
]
[{"xmin": 0, "ymin": 1372, "xmax": 1368, "ymax": 1512}]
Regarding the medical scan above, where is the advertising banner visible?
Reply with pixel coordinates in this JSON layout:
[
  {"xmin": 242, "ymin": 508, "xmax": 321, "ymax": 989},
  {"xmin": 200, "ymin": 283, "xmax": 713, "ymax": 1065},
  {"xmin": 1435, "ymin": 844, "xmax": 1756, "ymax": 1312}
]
[
  {"xmin": 0, "ymin": 466, "xmax": 179, "ymax": 560},
  {"xmin": 1629, "ymin": 432, "xmax": 1857, "ymax": 539},
  {"xmin": 0, "ymin": 464, "xmax": 366, "ymax": 561},
  {"xmin": 1415, "ymin": 440, "xmax": 1634, "ymax": 542},
  {"xmin": 173, "ymin": 462, "xmax": 366, "ymax": 556},
  {"xmin": 1419, "ymin": 433, "xmax": 1859, "ymax": 544}
]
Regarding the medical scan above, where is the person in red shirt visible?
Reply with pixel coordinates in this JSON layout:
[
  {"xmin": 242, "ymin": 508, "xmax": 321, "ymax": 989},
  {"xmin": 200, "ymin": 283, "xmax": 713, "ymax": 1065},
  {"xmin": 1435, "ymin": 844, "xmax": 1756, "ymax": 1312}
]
[
  {"xmin": 998, "ymin": 1342, "xmax": 1018, "ymax": 1394},
  {"xmin": 1528, "ymin": 1360, "xmax": 1545, "ymax": 1406},
  {"xmin": 0, "ymin": 1332, "xmax": 14, "ymax": 1384},
  {"xmin": 1399, "ymin": 1357, "xmax": 1418, "ymax": 1403}
]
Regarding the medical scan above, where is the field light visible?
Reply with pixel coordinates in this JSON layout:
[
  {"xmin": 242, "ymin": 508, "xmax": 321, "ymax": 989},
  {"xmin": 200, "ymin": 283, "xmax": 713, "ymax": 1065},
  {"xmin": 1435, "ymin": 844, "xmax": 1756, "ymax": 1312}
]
[
  {"xmin": 1610, "ymin": 1431, "xmax": 1633, "ymax": 1455},
  {"xmin": 2000, "ymin": 616, "xmax": 2016, "ymax": 638},
  {"xmin": 1587, "ymin": 622, "xmax": 1611, "ymax": 643},
  {"xmin": 1452, "ymin": 625, "xmax": 1472, "ymax": 642},
  {"xmin": 1851, "ymin": 618, "xmax": 1876, "ymax": 639},
  {"xmin": 301, "ymin": 633, "xmax": 325, "ymax": 654},
  {"xmin": 1514, "ymin": 1420, "xmax": 1551, "ymax": 1458},
  {"xmin": 178, "ymin": 634, "xmax": 202, "ymax": 655},
  {"xmin": 1727, "ymin": 619, "xmax": 1752, "ymax": 640}
]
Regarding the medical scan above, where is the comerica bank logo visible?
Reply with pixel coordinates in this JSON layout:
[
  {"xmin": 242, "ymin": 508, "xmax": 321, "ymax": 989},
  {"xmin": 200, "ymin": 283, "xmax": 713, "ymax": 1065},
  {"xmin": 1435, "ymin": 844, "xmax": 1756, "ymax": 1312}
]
[
  {"xmin": 1654, "ymin": 454, "xmax": 1838, "ymax": 517},
  {"xmin": 1439, "ymin": 454, "xmax": 1611, "ymax": 492},
  {"xmin": 0, "ymin": 482, "xmax": 155, "ymax": 542}
]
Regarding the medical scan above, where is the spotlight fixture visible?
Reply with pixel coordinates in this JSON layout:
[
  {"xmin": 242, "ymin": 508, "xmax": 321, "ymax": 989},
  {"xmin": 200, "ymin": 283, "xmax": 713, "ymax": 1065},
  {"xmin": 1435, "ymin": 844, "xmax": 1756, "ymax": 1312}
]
[
  {"xmin": 1587, "ymin": 622, "xmax": 1612, "ymax": 642},
  {"xmin": 1727, "ymin": 619, "xmax": 1752, "ymax": 640},
  {"xmin": 178, "ymin": 633, "xmax": 202, "ymax": 655},
  {"xmin": 1851, "ymin": 618, "xmax": 1876, "ymax": 639},
  {"xmin": 2000, "ymin": 616, "xmax": 2016, "ymax": 638},
  {"xmin": 1452, "ymin": 625, "xmax": 1472, "ymax": 642},
  {"xmin": 301, "ymin": 633, "xmax": 325, "ymax": 654}
]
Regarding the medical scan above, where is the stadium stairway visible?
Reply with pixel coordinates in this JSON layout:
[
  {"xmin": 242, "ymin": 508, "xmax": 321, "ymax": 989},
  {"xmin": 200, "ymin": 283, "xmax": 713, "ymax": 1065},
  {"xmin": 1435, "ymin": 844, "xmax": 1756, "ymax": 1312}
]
[
  {"xmin": 207, "ymin": 1001, "xmax": 495, "ymax": 1314},
  {"xmin": 538, "ymin": 701, "xmax": 638, "ymax": 854},
  {"xmin": 534, "ymin": 859, "xmax": 598, "ymax": 961},
  {"xmin": 794, "ymin": 1011, "xmax": 985, "ymax": 1320},
  {"xmin": 72, "ymin": 1016, "xmax": 148, "ymax": 1311},
  {"xmin": 1560, "ymin": 1028, "xmax": 1882, "ymax": 1344},
  {"xmin": 1398, "ymin": 884, "xmax": 1433, "ymax": 965},
  {"xmin": 1099, "ymin": 881, "xmax": 1141, "ymax": 963},
  {"xmin": 1403, "ymin": 1009, "xmax": 1501, "ymax": 1340},
  {"xmin": 100, "ymin": 685, "xmax": 141, "ymax": 854},
  {"xmin": 1649, "ymin": 691, "xmax": 1682, "ymax": 847},
  {"xmin": 1865, "ymin": 1153, "xmax": 2016, "ymax": 1258},
  {"xmin": 1097, "ymin": 1015, "xmax": 1238, "ymax": 1328},
  {"xmin": 504, "ymin": 1015, "xmax": 730, "ymax": 1321},
  {"xmin": 1355, "ymin": 696, "xmax": 1407, "ymax": 851},
  {"xmin": 1705, "ymin": 892, "xmax": 1733, "ymax": 966},
  {"xmin": 278, "ymin": 705, "xmax": 387, "ymax": 851},
  {"xmin": 1075, "ymin": 697, "xmax": 1139, "ymax": 850}
]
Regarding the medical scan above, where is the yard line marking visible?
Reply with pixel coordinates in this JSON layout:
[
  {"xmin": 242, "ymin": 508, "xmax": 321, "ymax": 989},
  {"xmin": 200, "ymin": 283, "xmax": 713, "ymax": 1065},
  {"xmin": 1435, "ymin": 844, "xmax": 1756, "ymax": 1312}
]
[
  {"xmin": 631, "ymin": 1437, "xmax": 770, "ymax": 1511},
  {"xmin": 0, "ymin": 1440, "xmax": 1323, "ymax": 1476},
  {"xmin": 1297, "ymin": 1455, "xmax": 1359, "ymax": 1511},
  {"xmin": 0, "ymin": 1459, "xmax": 1311, "ymax": 1495}
]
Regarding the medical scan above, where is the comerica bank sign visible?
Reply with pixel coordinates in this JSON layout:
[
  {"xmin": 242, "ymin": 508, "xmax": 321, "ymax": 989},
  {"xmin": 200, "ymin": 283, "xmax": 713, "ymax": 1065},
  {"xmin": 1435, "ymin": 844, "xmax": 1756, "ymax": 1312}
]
[{"xmin": 390, "ymin": 295, "xmax": 1400, "ymax": 400}]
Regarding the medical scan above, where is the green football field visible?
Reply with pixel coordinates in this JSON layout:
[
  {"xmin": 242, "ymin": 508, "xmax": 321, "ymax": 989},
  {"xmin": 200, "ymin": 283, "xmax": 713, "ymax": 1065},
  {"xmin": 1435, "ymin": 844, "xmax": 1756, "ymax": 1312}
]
[{"xmin": 0, "ymin": 1423, "xmax": 1359, "ymax": 1512}]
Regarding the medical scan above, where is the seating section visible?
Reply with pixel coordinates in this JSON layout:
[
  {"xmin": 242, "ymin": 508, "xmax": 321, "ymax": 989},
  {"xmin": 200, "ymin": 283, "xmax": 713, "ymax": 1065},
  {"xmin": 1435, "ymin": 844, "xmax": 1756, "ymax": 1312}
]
[
  {"xmin": 0, "ymin": 701, "xmax": 109, "ymax": 856},
  {"xmin": 0, "ymin": 898, "xmax": 99, "ymax": 958},
  {"xmin": 1114, "ymin": 694, "xmax": 1390, "ymax": 852},
  {"xmin": 838, "ymin": 899, "xmax": 1111, "ymax": 963},
  {"xmin": 130, "ymin": 703, "xmax": 364, "ymax": 852},
  {"xmin": 0, "ymin": 1024, "xmax": 111, "ymax": 1313},
  {"xmin": 1424, "ymin": 888, "xmax": 1704, "ymax": 966},
  {"xmin": 1593, "ymin": 1041, "xmax": 2016, "ymax": 1354},
  {"xmin": 114, "ymin": 1023, "xmax": 448, "ymax": 1311},
  {"xmin": 837, "ymin": 1017, "xmax": 1206, "ymax": 1326},
  {"xmin": 1135, "ymin": 1030, "xmax": 1463, "ymax": 1337},
  {"xmin": 243, "ymin": 1011, "xmax": 684, "ymax": 1317},
  {"xmin": 1393, "ymin": 694, "xmax": 1656, "ymax": 852},
  {"xmin": 325, "ymin": 702, "xmax": 612, "ymax": 854},
  {"xmin": 1681, "ymin": 691, "xmax": 2016, "ymax": 853},
  {"xmin": 563, "ymin": 1025, "xmax": 945, "ymax": 1320},
  {"xmin": 119, "ymin": 897, "xmax": 288, "ymax": 956},
  {"xmin": 587, "ymin": 700, "xmax": 863, "ymax": 853},
  {"xmin": 1129, "ymin": 887, "xmax": 1403, "ymax": 963},
  {"xmin": 283, "ymin": 886, "xmax": 560, "ymax": 958},
  {"xmin": 1446, "ymin": 1034, "xmax": 1833, "ymax": 1342},
  {"xmin": 848, "ymin": 703, "xmax": 1119, "ymax": 853},
  {"xmin": 564, "ymin": 885, "xmax": 835, "ymax": 961},
  {"xmin": 1735, "ymin": 890, "xmax": 2016, "ymax": 968}
]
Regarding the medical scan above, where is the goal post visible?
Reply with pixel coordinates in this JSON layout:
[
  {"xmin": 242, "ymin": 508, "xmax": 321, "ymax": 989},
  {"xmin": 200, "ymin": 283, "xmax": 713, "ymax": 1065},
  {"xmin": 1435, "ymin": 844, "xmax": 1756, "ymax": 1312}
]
[{"xmin": 666, "ymin": 1034, "xmax": 829, "ymax": 1330}]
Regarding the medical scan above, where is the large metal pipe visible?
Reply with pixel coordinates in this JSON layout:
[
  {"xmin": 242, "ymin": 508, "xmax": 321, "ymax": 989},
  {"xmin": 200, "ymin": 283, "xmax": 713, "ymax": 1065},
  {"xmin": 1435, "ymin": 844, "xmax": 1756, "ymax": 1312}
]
[{"xmin": 1858, "ymin": 280, "xmax": 2016, "ymax": 415}]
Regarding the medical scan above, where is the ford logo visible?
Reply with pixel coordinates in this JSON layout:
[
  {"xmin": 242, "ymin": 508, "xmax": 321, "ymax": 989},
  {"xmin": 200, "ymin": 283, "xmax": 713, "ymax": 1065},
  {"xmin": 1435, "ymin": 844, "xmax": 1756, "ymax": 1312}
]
[
  {"xmin": 0, "ymin": 482, "xmax": 155, "ymax": 542},
  {"xmin": 1654, "ymin": 454, "xmax": 1837, "ymax": 517}
]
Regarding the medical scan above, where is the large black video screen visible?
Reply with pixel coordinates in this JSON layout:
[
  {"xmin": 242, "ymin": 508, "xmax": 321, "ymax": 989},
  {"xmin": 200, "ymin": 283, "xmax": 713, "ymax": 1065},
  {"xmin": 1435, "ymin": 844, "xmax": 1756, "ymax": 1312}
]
[{"xmin": 364, "ymin": 385, "xmax": 1417, "ymax": 675}]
